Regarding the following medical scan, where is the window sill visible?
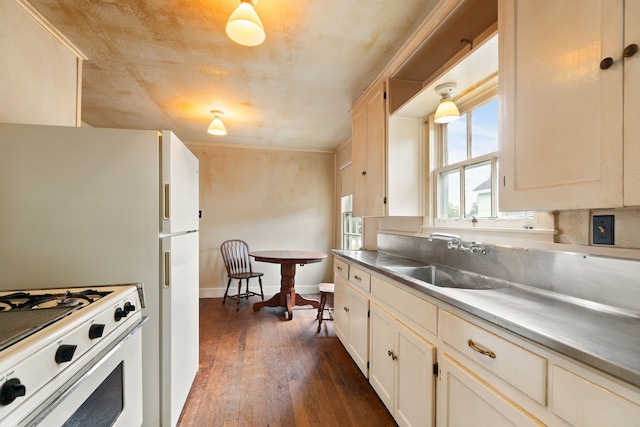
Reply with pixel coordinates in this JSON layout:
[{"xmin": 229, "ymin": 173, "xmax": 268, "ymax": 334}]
[{"xmin": 420, "ymin": 224, "xmax": 556, "ymax": 247}]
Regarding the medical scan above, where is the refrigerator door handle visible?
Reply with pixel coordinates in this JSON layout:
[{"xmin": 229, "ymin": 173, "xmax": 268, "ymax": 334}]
[
  {"xmin": 163, "ymin": 183, "xmax": 170, "ymax": 220},
  {"xmin": 163, "ymin": 251, "xmax": 171, "ymax": 288}
]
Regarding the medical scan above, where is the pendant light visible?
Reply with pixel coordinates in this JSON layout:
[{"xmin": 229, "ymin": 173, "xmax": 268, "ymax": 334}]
[
  {"xmin": 225, "ymin": 0, "xmax": 265, "ymax": 47},
  {"xmin": 434, "ymin": 83, "xmax": 460, "ymax": 124},
  {"xmin": 207, "ymin": 110, "xmax": 227, "ymax": 135}
]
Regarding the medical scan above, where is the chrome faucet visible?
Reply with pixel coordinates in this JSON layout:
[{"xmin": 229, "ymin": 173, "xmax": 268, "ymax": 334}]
[
  {"xmin": 427, "ymin": 233, "xmax": 487, "ymax": 255},
  {"xmin": 468, "ymin": 241, "xmax": 488, "ymax": 255}
]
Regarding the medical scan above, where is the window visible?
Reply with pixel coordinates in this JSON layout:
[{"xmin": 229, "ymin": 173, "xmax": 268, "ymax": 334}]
[
  {"xmin": 434, "ymin": 96, "xmax": 532, "ymax": 223},
  {"xmin": 341, "ymin": 195, "xmax": 363, "ymax": 250}
]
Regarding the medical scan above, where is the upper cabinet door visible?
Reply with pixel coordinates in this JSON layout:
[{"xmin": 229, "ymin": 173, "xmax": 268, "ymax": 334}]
[
  {"xmin": 352, "ymin": 81, "xmax": 387, "ymax": 217},
  {"xmin": 499, "ymin": 0, "xmax": 624, "ymax": 210},
  {"xmin": 624, "ymin": 0, "xmax": 640, "ymax": 206}
]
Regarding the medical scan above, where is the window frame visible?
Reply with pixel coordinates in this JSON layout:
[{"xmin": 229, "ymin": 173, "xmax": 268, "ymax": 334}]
[
  {"xmin": 341, "ymin": 194, "xmax": 363, "ymax": 250},
  {"xmin": 429, "ymin": 86, "xmax": 534, "ymax": 229}
]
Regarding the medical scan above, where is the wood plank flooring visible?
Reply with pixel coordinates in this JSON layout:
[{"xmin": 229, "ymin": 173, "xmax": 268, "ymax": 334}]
[{"xmin": 178, "ymin": 296, "xmax": 397, "ymax": 427}]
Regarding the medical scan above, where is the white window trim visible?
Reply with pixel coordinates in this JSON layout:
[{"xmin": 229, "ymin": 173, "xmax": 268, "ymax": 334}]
[
  {"xmin": 341, "ymin": 194, "xmax": 363, "ymax": 250},
  {"xmin": 427, "ymin": 84, "xmax": 536, "ymax": 230}
]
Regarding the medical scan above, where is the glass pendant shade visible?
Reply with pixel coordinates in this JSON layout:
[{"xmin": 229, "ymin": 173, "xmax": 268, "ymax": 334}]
[
  {"xmin": 225, "ymin": 2, "xmax": 265, "ymax": 47},
  {"xmin": 434, "ymin": 99, "xmax": 460, "ymax": 124},
  {"xmin": 207, "ymin": 111, "xmax": 227, "ymax": 135}
]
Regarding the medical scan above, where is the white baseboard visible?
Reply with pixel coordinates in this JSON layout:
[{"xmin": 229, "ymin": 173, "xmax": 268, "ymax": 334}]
[{"xmin": 199, "ymin": 284, "xmax": 320, "ymax": 299}]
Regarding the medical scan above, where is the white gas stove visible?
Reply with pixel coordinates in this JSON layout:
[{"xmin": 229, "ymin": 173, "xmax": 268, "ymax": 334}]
[{"xmin": 0, "ymin": 284, "xmax": 146, "ymax": 426}]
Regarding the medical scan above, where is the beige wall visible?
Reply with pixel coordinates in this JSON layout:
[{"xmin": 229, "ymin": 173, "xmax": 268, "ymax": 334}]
[
  {"xmin": 187, "ymin": 142, "xmax": 335, "ymax": 297},
  {"xmin": 0, "ymin": 1, "xmax": 83, "ymax": 126}
]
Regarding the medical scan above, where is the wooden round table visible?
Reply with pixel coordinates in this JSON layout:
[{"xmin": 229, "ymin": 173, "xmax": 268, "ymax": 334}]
[{"xmin": 249, "ymin": 250, "xmax": 327, "ymax": 319}]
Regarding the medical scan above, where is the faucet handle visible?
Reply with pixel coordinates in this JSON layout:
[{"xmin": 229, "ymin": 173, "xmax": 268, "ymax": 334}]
[{"xmin": 469, "ymin": 241, "xmax": 487, "ymax": 255}]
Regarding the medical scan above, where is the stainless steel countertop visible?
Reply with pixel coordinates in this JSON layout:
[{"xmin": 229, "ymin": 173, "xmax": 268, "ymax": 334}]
[{"xmin": 333, "ymin": 249, "xmax": 640, "ymax": 388}]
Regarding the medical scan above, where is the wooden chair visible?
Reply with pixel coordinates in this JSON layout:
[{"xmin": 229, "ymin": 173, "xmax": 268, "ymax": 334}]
[
  {"xmin": 316, "ymin": 282, "xmax": 334, "ymax": 332},
  {"xmin": 220, "ymin": 239, "xmax": 264, "ymax": 310}
]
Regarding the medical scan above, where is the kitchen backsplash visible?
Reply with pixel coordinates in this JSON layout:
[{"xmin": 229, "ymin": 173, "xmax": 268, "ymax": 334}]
[
  {"xmin": 555, "ymin": 208, "xmax": 640, "ymax": 249},
  {"xmin": 377, "ymin": 232, "xmax": 640, "ymax": 316}
]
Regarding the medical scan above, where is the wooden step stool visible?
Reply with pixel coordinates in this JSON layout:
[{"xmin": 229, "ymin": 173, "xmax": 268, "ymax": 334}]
[{"xmin": 316, "ymin": 282, "xmax": 334, "ymax": 333}]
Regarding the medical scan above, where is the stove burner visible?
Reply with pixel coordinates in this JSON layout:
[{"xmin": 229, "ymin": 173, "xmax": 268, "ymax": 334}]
[
  {"xmin": 33, "ymin": 296, "xmax": 83, "ymax": 309},
  {"xmin": 0, "ymin": 289, "xmax": 111, "ymax": 311}
]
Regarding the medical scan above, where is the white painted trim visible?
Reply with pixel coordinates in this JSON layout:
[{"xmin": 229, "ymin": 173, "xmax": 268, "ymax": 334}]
[
  {"xmin": 352, "ymin": 0, "xmax": 466, "ymax": 108},
  {"xmin": 186, "ymin": 140, "xmax": 334, "ymax": 154},
  {"xmin": 75, "ymin": 57, "xmax": 83, "ymax": 126},
  {"xmin": 14, "ymin": 0, "xmax": 87, "ymax": 60}
]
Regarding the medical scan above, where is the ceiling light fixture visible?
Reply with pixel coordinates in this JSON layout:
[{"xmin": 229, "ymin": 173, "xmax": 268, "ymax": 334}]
[
  {"xmin": 434, "ymin": 82, "xmax": 461, "ymax": 124},
  {"xmin": 207, "ymin": 110, "xmax": 227, "ymax": 135},
  {"xmin": 225, "ymin": 0, "xmax": 265, "ymax": 47}
]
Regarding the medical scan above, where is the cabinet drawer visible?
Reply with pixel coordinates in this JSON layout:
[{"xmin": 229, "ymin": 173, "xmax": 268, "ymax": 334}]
[
  {"xmin": 441, "ymin": 311, "xmax": 547, "ymax": 406},
  {"xmin": 348, "ymin": 266, "xmax": 371, "ymax": 292},
  {"xmin": 371, "ymin": 276, "xmax": 437, "ymax": 337},
  {"xmin": 334, "ymin": 258, "xmax": 349, "ymax": 281},
  {"xmin": 552, "ymin": 365, "xmax": 640, "ymax": 427}
]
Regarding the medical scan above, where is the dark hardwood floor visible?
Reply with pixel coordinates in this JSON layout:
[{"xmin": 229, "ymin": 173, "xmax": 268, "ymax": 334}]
[{"xmin": 178, "ymin": 296, "xmax": 397, "ymax": 427}]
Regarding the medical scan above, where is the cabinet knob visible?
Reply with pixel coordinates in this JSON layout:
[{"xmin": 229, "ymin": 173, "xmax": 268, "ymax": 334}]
[
  {"xmin": 599, "ymin": 57, "xmax": 614, "ymax": 70},
  {"xmin": 623, "ymin": 43, "xmax": 638, "ymax": 58},
  {"xmin": 361, "ymin": 171, "xmax": 367, "ymax": 175}
]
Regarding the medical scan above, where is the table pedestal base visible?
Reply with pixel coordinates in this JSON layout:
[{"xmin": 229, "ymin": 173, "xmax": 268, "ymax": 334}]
[{"xmin": 252, "ymin": 262, "xmax": 319, "ymax": 319}]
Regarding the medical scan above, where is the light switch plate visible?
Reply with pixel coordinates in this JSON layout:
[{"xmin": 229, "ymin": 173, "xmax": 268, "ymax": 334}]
[{"xmin": 592, "ymin": 215, "xmax": 614, "ymax": 245}]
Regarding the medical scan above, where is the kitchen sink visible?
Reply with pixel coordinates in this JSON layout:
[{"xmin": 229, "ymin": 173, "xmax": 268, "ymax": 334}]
[
  {"xmin": 383, "ymin": 266, "xmax": 436, "ymax": 284},
  {"xmin": 384, "ymin": 265, "xmax": 506, "ymax": 290}
]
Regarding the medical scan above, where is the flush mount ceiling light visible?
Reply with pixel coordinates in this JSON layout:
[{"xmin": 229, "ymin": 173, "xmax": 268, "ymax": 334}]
[
  {"xmin": 225, "ymin": 0, "xmax": 265, "ymax": 47},
  {"xmin": 207, "ymin": 110, "xmax": 227, "ymax": 135},
  {"xmin": 434, "ymin": 82, "xmax": 461, "ymax": 124}
]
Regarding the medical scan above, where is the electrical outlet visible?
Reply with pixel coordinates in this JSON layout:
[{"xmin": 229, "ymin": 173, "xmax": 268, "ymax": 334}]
[{"xmin": 592, "ymin": 215, "xmax": 614, "ymax": 245}]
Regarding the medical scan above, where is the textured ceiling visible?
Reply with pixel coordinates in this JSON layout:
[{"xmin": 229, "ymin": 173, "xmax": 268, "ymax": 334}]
[{"xmin": 28, "ymin": 0, "xmax": 437, "ymax": 151}]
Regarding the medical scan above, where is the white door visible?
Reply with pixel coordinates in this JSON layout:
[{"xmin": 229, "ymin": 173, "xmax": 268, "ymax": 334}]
[
  {"xmin": 333, "ymin": 277, "xmax": 349, "ymax": 344},
  {"xmin": 437, "ymin": 355, "xmax": 543, "ymax": 427},
  {"xmin": 499, "ymin": 0, "xmax": 624, "ymax": 210},
  {"xmin": 161, "ymin": 231, "xmax": 199, "ymax": 427},
  {"xmin": 348, "ymin": 288, "xmax": 370, "ymax": 377},
  {"xmin": 395, "ymin": 325, "xmax": 435, "ymax": 427},
  {"xmin": 369, "ymin": 304, "xmax": 396, "ymax": 412},
  {"xmin": 162, "ymin": 130, "xmax": 199, "ymax": 234}
]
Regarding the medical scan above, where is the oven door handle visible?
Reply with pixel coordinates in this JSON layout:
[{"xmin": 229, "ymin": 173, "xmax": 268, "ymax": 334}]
[{"xmin": 20, "ymin": 316, "xmax": 149, "ymax": 427}]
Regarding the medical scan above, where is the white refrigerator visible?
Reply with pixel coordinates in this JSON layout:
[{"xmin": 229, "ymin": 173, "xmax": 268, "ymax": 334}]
[{"xmin": 0, "ymin": 122, "xmax": 199, "ymax": 427}]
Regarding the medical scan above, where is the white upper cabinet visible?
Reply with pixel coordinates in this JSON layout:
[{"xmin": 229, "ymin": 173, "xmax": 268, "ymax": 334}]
[
  {"xmin": 499, "ymin": 0, "xmax": 639, "ymax": 210},
  {"xmin": 623, "ymin": 0, "xmax": 640, "ymax": 205},
  {"xmin": 352, "ymin": 81, "xmax": 387, "ymax": 217}
]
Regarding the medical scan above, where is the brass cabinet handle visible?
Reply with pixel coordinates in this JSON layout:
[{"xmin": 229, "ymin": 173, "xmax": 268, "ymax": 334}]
[
  {"xmin": 387, "ymin": 350, "xmax": 397, "ymax": 361},
  {"xmin": 353, "ymin": 275, "xmax": 361, "ymax": 281},
  {"xmin": 337, "ymin": 266, "xmax": 343, "ymax": 271},
  {"xmin": 467, "ymin": 339, "xmax": 496, "ymax": 359},
  {"xmin": 344, "ymin": 306, "xmax": 349, "ymax": 312}
]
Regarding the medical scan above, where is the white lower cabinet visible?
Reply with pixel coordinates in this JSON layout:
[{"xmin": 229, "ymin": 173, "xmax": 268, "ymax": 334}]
[
  {"xmin": 551, "ymin": 365, "xmax": 640, "ymax": 427},
  {"xmin": 370, "ymin": 303, "xmax": 436, "ymax": 427},
  {"xmin": 437, "ymin": 354, "xmax": 544, "ymax": 427},
  {"xmin": 334, "ymin": 257, "xmax": 640, "ymax": 427},
  {"xmin": 334, "ymin": 275, "xmax": 369, "ymax": 377}
]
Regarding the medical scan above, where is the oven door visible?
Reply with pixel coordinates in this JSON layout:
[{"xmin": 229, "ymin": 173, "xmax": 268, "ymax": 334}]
[{"xmin": 21, "ymin": 317, "xmax": 146, "ymax": 427}]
